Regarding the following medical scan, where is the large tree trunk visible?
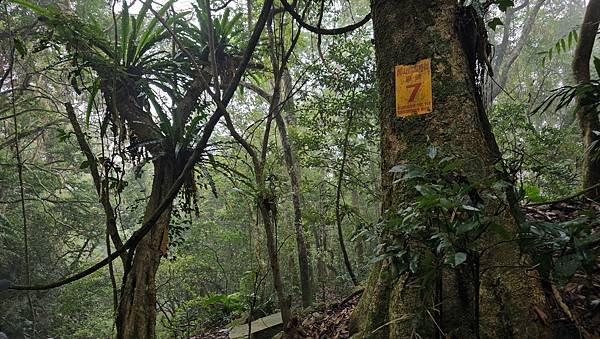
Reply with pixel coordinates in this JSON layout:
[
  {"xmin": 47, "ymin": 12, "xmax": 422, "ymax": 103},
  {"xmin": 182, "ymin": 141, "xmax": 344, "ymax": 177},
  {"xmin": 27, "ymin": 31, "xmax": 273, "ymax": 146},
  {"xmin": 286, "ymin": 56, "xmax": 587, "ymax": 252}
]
[
  {"xmin": 349, "ymin": 1, "xmax": 550, "ymax": 337},
  {"xmin": 573, "ymin": 0, "xmax": 600, "ymax": 199},
  {"xmin": 116, "ymin": 155, "xmax": 184, "ymax": 338}
]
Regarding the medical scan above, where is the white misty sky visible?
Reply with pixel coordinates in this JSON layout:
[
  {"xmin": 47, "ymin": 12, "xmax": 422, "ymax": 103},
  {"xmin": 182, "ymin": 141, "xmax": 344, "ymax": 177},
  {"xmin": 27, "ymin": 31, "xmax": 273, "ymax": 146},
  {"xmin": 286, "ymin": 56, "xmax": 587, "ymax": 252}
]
[{"xmin": 126, "ymin": 0, "xmax": 206, "ymax": 14}]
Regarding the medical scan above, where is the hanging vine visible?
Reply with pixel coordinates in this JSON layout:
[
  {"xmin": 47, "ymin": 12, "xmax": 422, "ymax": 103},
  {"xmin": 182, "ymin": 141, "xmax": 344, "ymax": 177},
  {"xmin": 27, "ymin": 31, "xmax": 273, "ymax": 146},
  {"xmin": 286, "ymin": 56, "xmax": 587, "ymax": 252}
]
[{"xmin": 6, "ymin": 6, "xmax": 35, "ymax": 334}]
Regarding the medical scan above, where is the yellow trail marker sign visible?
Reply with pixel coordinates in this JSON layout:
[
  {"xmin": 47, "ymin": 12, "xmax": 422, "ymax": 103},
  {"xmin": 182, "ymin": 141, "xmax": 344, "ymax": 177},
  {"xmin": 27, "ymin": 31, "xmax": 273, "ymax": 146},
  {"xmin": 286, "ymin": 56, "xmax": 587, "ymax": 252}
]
[{"xmin": 395, "ymin": 59, "xmax": 433, "ymax": 117}]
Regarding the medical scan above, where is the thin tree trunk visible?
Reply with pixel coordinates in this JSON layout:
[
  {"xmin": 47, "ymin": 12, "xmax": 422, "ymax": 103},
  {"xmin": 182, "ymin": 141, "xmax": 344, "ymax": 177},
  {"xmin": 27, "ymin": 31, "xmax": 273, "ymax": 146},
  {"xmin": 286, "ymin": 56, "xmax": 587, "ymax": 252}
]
[
  {"xmin": 222, "ymin": 71, "xmax": 292, "ymax": 328},
  {"xmin": 335, "ymin": 111, "xmax": 358, "ymax": 286},
  {"xmin": 258, "ymin": 195, "xmax": 292, "ymax": 325},
  {"xmin": 65, "ymin": 103, "xmax": 127, "ymax": 265},
  {"xmin": 573, "ymin": 0, "xmax": 600, "ymax": 199},
  {"xmin": 274, "ymin": 93, "xmax": 313, "ymax": 306},
  {"xmin": 350, "ymin": 1, "xmax": 551, "ymax": 337},
  {"xmin": 247, "ymin": 0, "xmax": 253, "ymax": 31},
  {"xmin": 256, "ymin": 59, "xmax": 293, "ymax": 325},
  {"xmin": 252, "ymin": 205, "xmax": 267, "ymax": 273},
  {"xmin": 490, "ymin": 0, "xmax": 546, "ymax": 103},
  {"xmin": 312, "ymin": 226, "xmax": 326, "ymax": 296}
]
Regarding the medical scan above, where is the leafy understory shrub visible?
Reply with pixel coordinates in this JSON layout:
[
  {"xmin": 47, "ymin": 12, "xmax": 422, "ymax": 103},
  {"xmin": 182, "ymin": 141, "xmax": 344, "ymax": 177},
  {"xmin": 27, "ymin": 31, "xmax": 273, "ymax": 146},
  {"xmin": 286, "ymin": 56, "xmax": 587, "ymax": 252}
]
[
  {"xmin": 369, "ymin": 146, "xmax": 599, "ymax": 330},
  {"xmin": 523, "ymin": 217, "xmax": 599, "ymax": 290},
  {"xmin": 371, "ymin": 146, "xmax": 515, "ymax": 327}
]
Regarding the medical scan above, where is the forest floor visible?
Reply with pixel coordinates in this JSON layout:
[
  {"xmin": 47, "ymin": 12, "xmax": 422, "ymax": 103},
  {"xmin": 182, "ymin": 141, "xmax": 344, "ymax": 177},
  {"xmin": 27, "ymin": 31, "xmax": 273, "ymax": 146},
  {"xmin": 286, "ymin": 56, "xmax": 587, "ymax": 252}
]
[
  {"xmin": 196, "ymin": 198, "xmax": 600, "ymax": 338},
  {"xmin": 291, "ymin": 289, "xmax": 361, "ymax": 338},
  {"xmin": 194, "ymin": 291, "xmax": 359, "ymax": 339},
  {"xmin": 523, "ymin": 198, "xmax": 600, "ymax": 337}
]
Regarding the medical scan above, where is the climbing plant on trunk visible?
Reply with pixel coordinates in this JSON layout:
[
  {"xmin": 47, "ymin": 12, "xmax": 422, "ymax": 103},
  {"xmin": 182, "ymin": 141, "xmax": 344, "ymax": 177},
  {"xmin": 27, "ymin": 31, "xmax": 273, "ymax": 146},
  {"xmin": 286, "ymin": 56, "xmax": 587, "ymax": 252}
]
[
  {"xmin": 348, "ymin": 1, "xmax": 552, "ymax": 337},
  {"xmin": 11, "ymin": 0, "xmax": 273, "ymax": 337}
]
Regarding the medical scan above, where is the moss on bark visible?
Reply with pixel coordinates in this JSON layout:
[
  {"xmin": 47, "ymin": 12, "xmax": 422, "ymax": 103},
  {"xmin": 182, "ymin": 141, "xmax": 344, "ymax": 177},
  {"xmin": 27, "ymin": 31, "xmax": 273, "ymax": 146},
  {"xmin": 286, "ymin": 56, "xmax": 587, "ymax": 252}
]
[{"xmin": 349, "ymin": 1, "xmax": 552, "ymax": 337}]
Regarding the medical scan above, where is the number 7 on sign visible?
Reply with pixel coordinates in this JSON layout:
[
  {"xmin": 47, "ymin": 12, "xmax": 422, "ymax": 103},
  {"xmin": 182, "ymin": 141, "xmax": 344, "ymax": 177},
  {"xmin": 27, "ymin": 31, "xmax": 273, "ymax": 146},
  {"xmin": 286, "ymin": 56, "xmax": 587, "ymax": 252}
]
[
  {"xmin": 406, "ymin": 83, "xmax": 422, "ymax": 103},
  {"xmin": 395, "ymin": 58, "xmax": 432, "ymax": 117}
]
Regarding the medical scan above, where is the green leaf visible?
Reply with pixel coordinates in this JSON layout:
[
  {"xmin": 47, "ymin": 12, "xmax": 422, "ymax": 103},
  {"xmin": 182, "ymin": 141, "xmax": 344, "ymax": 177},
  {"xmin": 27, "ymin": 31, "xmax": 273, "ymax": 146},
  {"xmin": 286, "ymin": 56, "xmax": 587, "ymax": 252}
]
[
  {"xmin": 135, "ymin": 0, "xmax": 177, "ymax": 61},
  {"xmin": 454, "ymin": 252, "xmax": 467, "ymax": 266},
  {"xmin": 461, "ymin": 204, "xmax": 480, "ymax": 212},
  {"xmin": 488, "ymin": 18, "xmax": 503, "ymax": 31},
  {"xmin": 120, "ymin": 0, "xmax": 130, "ymax": 64},
  {"xmin": 427, "ymin": 145, "xmax": 438, "ymax": 159},
  {"xmin": 135, "ymin": 0, "xmax": 151, "ymax": 34},
  {"xmin": 85, "ymin": 78, "xmax": 100, "ymax": 126},
  {"xmin": 389, "ymin": 164, "xmax": 409, "ymax": 173},
  {"xmin": 456, "ymin": 220, "xmax": 478, "ymax": 234},
  {"xmin": 390, "ymin": 164, "xmax": 425, "ymax": 183},
  {"xmin": 415, "ymin": 184, "xmax": 437, "ymax": 197},
  {"xmin": 403, "ymin": 167, "xmax": 424, "ymax": 180},
  {"xmin": 568, "ymin": 31, "xmax": 573, "ymax": 49},
  {"xmin": 144, "ymin": 85, "xmax": 172, "ymax": 136},
  {"xmin": 10, "ymin": 0, "xmax": 50, "ymax": 17},
  {"xmin": 13, "ymin": 38, "xmax": 27, "ymax": 58},
  {"xmin": 593, "ymin": 57, "xmax": 600, "ymax": 78},
  {"xmin": 496, "ymin": 0, "xmax": 514, "ymax": 12},
  {"xmin": 79, "ymin": 160, "xmax": 90, "ymax": 169},
  {"xmin": 555, "ymin": 254, "xmax": 581, "ymax": 284}
]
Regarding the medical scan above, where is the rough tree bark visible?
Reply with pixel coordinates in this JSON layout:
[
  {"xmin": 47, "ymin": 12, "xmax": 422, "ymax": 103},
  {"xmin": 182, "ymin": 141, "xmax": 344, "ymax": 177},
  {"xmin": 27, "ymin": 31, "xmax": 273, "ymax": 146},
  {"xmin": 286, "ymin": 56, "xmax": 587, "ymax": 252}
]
[
  {"xmin": 573, "ymin": 0, "xmax": 600, "ymax": 199},
  {"xmin": 116, "ymin": 155, "xmax": 187, "ymax": 338},
  {"xmin": 99, "ymin": 74, "xmax": 203, "ymax": 338},
  {"xmin": 349, "ymin": 1, "xmax": 551, "ymax": 337},
  {"xmin": 351, "ymin": 190, "xmax": 366, "ymax": 270}
]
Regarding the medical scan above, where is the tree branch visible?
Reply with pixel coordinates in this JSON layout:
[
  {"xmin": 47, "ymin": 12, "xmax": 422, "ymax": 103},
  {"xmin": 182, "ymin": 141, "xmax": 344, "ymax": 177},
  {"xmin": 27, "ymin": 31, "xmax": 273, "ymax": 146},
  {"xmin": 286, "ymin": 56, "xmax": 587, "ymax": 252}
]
[
  {"xmin": 65, "ymin": 102, "xmax": 126, "ymax": 265},
  {"xmin": 280, "ymin": 0, "xmax": 370, "ymax": 35},
  {"xmin": 6, "ymin": 0, "xmax": 275, "ymax": 291}
]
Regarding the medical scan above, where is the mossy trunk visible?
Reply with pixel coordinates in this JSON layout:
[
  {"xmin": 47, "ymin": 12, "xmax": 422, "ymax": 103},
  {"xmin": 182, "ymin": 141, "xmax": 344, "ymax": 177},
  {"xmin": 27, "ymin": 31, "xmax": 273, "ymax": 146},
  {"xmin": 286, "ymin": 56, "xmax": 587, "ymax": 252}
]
[
  {"xmin": 116, "ymin": 155, "xmax": 183, "ymax": 338},
  {"xmin": 573, "ymin": 0, "xmax": 600, "ymax": 199},
  {"xmin": 349, "ymin": 1, "xmax": 550, "ymax": 337}
]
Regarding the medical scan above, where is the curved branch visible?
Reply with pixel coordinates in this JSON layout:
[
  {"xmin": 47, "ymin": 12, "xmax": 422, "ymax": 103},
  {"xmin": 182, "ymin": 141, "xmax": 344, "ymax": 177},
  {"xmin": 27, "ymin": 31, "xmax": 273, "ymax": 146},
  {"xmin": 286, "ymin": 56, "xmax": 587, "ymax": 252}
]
[
  {"xmin": 65, "ymin": 103, "xmax": 126, "ymax": 265},
  {"xmin": 5, "ymin": 0, "xmax": 275, "ymax": 291},
  {"xmin": 280, "ymin": 0, "xmax": 370, "ymax": 35},
  {"xmin": 240, "ymin": 82, "xmax": 272, "ymax": 101}
]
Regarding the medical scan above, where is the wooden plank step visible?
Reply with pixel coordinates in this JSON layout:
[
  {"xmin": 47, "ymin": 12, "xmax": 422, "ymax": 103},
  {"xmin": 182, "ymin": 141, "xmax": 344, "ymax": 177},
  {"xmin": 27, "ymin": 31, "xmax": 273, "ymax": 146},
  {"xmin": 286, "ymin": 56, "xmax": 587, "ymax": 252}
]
[{"xmin": 228, "ymin": 312, "xmax": 283, "ymax": 339}]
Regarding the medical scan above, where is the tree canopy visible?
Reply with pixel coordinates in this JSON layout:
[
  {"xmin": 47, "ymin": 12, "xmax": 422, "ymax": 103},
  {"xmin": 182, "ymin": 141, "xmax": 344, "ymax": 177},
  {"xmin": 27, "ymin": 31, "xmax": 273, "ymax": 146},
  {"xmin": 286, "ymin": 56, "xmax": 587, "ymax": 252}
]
[{"xmin": 0, "ymin": 0, "xmax": 599, "ymax": 338}]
